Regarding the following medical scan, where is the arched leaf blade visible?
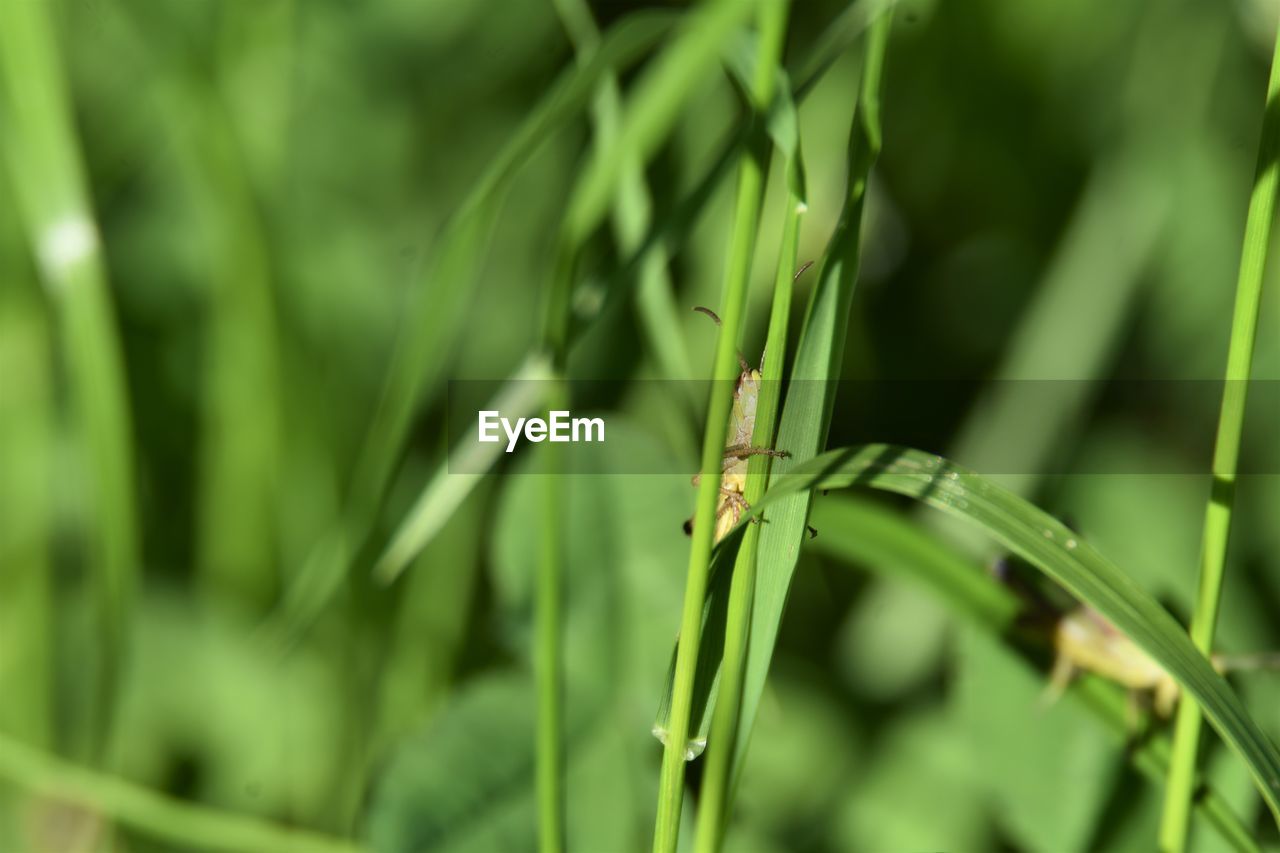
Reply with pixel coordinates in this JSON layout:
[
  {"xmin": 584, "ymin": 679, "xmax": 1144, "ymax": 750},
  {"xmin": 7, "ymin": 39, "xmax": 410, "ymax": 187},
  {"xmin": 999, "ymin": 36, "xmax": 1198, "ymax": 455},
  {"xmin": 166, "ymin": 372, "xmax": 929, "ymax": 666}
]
[{"xmin": 742, "ymin": 444, "xmax": 1280, "ymax": 825}]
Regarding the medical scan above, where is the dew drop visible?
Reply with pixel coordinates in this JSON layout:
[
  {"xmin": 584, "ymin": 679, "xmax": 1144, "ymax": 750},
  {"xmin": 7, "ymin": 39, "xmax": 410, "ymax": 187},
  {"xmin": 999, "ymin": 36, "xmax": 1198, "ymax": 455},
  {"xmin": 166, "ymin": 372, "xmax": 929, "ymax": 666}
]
[
  {"xmin": 1065, "ymin": 538, "xmax": 1078, "ymax": 550},
  {"xmin": 1042, "ymin": 529, "xmax": 1054, "ymax": 540}
]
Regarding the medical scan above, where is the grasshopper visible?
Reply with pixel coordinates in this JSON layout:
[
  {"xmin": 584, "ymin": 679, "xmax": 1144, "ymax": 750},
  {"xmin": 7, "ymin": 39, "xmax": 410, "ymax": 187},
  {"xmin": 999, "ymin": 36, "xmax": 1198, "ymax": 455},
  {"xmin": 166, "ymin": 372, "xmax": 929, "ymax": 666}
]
[
  {"xmin": 682, "ymin": 306, "xmax": 788, "ymax": 543},
  {"xmin": 1044, "ymin": 604, "xmax": 1280, "ymax": 723}
]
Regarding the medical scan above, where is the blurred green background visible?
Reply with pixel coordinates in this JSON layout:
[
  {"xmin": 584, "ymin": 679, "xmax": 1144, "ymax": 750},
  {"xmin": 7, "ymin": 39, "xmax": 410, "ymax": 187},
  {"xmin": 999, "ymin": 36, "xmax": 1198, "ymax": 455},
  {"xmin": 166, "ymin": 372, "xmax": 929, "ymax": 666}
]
[{"xmin": 3, "ymin": 0, "xmax": 1280, "ymax": 850}]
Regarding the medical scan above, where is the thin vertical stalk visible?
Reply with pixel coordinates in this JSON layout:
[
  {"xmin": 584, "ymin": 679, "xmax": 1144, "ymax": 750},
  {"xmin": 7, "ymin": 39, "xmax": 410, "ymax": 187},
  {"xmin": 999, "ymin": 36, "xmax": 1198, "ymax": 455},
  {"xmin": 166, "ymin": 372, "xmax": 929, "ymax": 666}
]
[
  {"xmin": 536, "ymin": 397, "xmax": 566, "ymax": 853},
  {"xmin": 693, "ymin": 168, "xmax": 803, "ymax": 852},
  {"xmin": 652, "ymin": 4, "xmax": 787, "ymax": 851},
  {"xmin": 1160, "ymin": 13, "xmax": 1280, "ymax": 851},
  {"xmin": 536, "ymin": 241, "xmax": 576, "ymax": 852},
  {"xmin": 0, "ymin": 292, "xmax": 54, "ymax": 748},
  {"xmin": 0, "ymin": 0, "xmax": 138, "ymax": 757}
]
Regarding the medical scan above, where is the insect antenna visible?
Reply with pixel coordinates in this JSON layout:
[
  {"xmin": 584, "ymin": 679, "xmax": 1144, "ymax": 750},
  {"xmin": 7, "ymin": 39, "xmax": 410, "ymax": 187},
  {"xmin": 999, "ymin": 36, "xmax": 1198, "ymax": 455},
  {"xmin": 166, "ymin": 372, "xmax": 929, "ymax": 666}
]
[
  {"xmin": 692, "ymin": 306, "xmax": 750, "ymax": 373},
  {"xmin": 692, "ymin": 306, "xmax": 722, "ymax": 326}
]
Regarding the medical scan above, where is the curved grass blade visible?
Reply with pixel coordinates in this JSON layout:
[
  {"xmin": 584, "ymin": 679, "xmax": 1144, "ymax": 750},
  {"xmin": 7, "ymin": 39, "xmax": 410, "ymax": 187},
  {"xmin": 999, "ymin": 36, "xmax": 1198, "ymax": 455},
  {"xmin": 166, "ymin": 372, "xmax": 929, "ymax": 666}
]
[
  {"xmin": 809, "ymin": 494, "xmax": 1260, "ymax": 853},
  {"xmin": 744, "ymin": 444, "xmax": 1280, "ymax": 824},
  {"xmin": 372, "ymin": 0, "xmax": 893, "ymax": 584},
  {"xmin": 347, "ymin": 9, "xmax": 677, "ymax": 526},
  {"xmin": 272, "ymin": 11, "xmax": 675, "ymax": 637}
]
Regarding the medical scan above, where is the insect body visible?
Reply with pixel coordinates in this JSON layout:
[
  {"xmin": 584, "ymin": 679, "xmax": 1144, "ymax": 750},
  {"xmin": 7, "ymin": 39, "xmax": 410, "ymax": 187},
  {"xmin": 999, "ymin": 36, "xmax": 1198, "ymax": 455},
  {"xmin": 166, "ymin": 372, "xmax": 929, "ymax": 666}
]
[
  {"xmin": 1046, "ymin": 606, "xmax": 1181, "ymax": 718},
  {"xmin": 1045, "ymin": 605, "xmax": 1280, "ymax": 721},
  {"xmin": 683, "ymin": 307, "xmax": 787, "ymax": 542}
]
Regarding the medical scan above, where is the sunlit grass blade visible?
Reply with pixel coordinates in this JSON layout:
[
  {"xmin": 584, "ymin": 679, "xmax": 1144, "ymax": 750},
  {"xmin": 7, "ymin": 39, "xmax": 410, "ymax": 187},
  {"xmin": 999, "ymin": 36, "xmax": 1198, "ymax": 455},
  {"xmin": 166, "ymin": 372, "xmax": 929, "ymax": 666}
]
[
  {"xmin": 0, "ymin": 0, "xmax": 138, "ymax": 755},
  {"xmin": 650, "ymin": 4, "xmax": 786, "ymax": 849},
  {"xmin": 0, "ymin": 733, "xmax": 363, "ymax": 853},
  {"xmin": 694, "ymin": 71, "xmax": 807, "ymax": 853},
  {"xmin": 809, "ymin": 494, "xmax": 1260, "ymax": 853},
  {"xmin": 269, "ymin": 12, "xmax": 675, "ymax": 637},
  {"xmin": 733, "ymin": 3, "xmax": 893, "ymax": 791},
  {"xmin": 373, "ymin": 353, "xmax": 553, "ymax": 584},
  {"xmin": 1161, "ymin": 10, "xmax": 1280, "ymax": 849},
  {"xmin": 741, "ymin": 444, "xmax": 1280, "ymax": 825}
]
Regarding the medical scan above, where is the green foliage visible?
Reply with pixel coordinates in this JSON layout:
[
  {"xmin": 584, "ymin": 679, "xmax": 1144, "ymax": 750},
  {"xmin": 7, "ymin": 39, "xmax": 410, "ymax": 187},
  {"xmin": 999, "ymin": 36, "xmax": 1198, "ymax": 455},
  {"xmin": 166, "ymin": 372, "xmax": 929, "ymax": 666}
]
[{"xmin": 2, "ymin": 0, "xmax": 1279, "ymax": 851}]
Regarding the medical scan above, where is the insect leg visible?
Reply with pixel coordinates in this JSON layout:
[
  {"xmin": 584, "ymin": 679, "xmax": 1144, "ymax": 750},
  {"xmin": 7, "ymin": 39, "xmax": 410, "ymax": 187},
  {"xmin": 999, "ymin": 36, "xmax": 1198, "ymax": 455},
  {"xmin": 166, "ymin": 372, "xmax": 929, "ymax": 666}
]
[
  {"xmin": 723, "ymin": 444, "xmax": 790, "ymax": 460},
  {"xmin": 1039, "ymin": 653, "xmax": 1075, "ymax": 710}
]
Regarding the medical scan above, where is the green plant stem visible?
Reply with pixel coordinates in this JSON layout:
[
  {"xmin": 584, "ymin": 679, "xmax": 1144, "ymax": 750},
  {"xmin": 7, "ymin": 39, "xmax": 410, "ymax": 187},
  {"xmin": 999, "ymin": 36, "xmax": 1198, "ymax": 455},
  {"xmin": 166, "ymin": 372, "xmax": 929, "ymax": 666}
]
[
  {"xmin": 0, "ymin": 0, "xmax": 138, "ymax": 758},
  {"xmin": 652, "ymin": 5, "xmax": 783, "ymax": 851},
  {"xmin": 1160, "ymin": 13, "xmax": 1280, "ymax": 852},
  {"xmin": 693, "ymin": 145, "xmax": 802, "ymax": 853},
  {"xmin": 536, "ymin": 245, "xmax": 576, "ymax": 853},
  {"xmin": 536, "ymin": 400, "xmax": 566, "ymax": 853}
]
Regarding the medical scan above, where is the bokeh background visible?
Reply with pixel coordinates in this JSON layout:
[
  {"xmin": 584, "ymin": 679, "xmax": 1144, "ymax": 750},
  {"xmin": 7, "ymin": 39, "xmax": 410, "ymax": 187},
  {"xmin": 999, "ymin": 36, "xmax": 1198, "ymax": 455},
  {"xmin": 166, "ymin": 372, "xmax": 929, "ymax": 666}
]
[{"xmin": 3, "ymin": 0, "xmax": 1280, "ymax": 850}]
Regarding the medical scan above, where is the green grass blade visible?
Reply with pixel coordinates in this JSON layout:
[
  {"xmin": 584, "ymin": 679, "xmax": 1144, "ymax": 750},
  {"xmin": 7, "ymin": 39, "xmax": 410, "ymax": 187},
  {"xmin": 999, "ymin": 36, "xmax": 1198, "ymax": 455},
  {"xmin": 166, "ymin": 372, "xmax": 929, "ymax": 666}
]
[
  {"xmin": 346, "ymin": 8, "xmax": 675, "ymax": 534},
  {"xmin": 742, "ymin": 444, "xmax": 1280, "ymax": 825},
  {"xmin": 162, "ymin": 84, "xmax": 283, "ymax": 608},
  {"xmin": 271, "ymin": 11, "xmax": 674, "ymax": 637},
  {"xmin": 0, "ymin": 733, "xmax": 363, "ymax": 853},
  {"xmin": 372, "ymin": 353, "xmax": 553, "ymax": 584},
  {"xmin": 554, "ymin": 0, "xmax": 696, "ymax": 391},
  {"xmin": 651, "ymin": 3, "xmax": 781, "ymax": 850},
  {"xmin": 732, "ymin": 3, "xmax": 893, "ymax": 793},
  {"xmin": 0, "ymin": 0, "xmax": 139, "ymax": 755},
  {"xmin": 536, "ymin": 392, "xmax": 566, "ymax": 853},
  {"xmin": 562, "ymin": 0, "xmax": 763, "ymax": 246},
  {"xmin": 0, "ymin": 289, "xmax": 54, "ymax": 748},
  {"xmin": 1161, "ymin": 10, "xmax": 1280, "ymax": 849},
  {"xmin": 809, "ymin": 494, "xmax": 1260, "ymax": 853},
  {"xmin": 694, "ymin": 71, "xmax": 807, "ymax": 853},
  {"xmin": 371, "ymin": 1, "xmax": 893, "ymax": 587}
]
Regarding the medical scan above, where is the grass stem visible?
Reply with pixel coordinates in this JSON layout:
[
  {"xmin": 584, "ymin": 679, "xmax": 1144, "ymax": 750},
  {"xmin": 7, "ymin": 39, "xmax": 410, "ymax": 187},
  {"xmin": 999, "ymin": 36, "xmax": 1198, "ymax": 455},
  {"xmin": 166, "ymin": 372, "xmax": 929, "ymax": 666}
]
[
  {"xmin": 652, "ymin": 4, "xmax": 786, "ymax": 851},
  {"xmin": 1160, "ymin": 11, "xmax": 1280, "ymax": 851},
  {"xmin": 693, "ymin": 100, "xmax": 802, "ymax": 853}
]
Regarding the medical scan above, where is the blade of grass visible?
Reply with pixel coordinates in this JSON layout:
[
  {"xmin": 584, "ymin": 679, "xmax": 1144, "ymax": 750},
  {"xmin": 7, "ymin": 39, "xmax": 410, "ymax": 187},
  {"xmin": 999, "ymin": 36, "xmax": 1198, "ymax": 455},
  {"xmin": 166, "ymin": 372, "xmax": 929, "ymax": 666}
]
[
  {"xmin": 0, "ymin": 289, "xmax": 54, "ymax": 748},
  {"xmin": 651, "ymin": 4, "xmax": 782, "ymax": 851},
  {"xmin": 1161, "ymin": 10, "xmax": 1280, "ymax": 849},
  {"xmin": 270, "ymin": 11, "xmax": 676, "ymax": 636},
  {"xmin": 536, "ymin": 385, "xmax": 567, "ymax": 853},
  {"xmin": 372, "ymin": 353, "xmax": 553, "ymax": 584},
  {"xmin": 161, "ymin": 81, "xmax": 283, "ymax": 608},
  {"xmin": 731, "ymin": 3, "xmax": 894, "ymax": 795},
  {"xmin": 562, "ymin": 0, "xmax": 763, "ymax": 247},
  {"xmin": 809, "ymin": 494, "xmax": 1260, "ymax": 853},
  {"xmin": 694, "ymin": 68, "xmax": 806, "ymax": 853},
  {"xmin": 553, "ymin": 0, "xmax": 696, "ymax": 394},
  {"xmin": 0, "ymin": 732, "xmax": 363, "ymax": 853},
  {"xmin": 0, "ymin": 0, "xmax": 138, "ymax": 757},
  {"xmin": 371, "ymin": 1, "xmax": 897, "ymax": 580},
  {"xmin": 739, "ymin": 444, "xmax": 1280, "ymax": 825},
  {"xmin": 350, "ymin": 8, "xmax": 676, "ymax": 518}
]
